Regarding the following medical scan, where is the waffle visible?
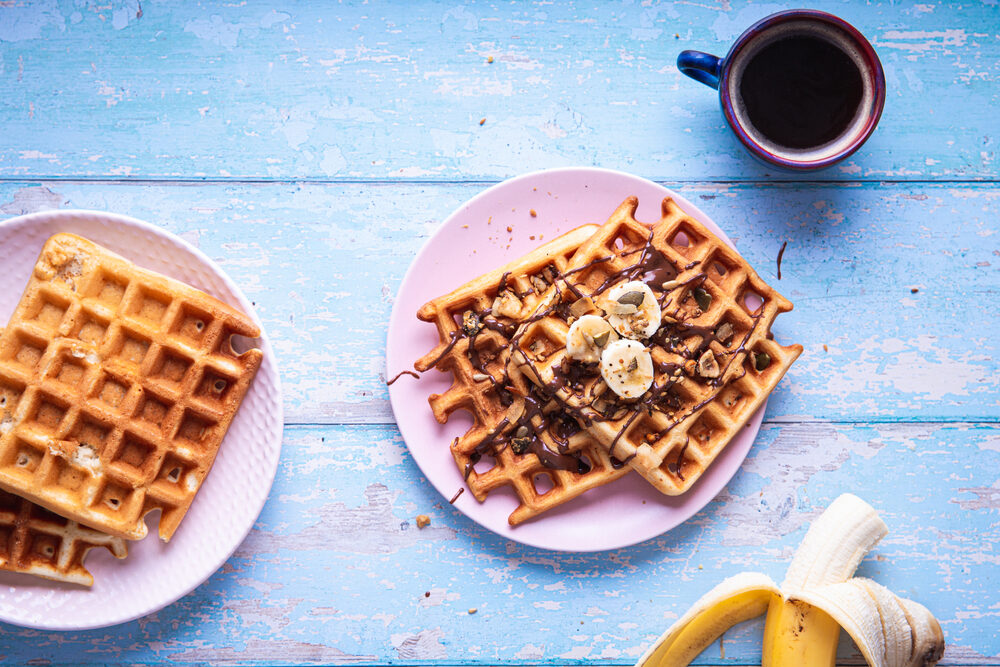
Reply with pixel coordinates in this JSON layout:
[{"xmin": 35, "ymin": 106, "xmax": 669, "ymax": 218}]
[
  {"xmin": 415, "ymin": 225, "xmax": 630, "ymax": 525},
  {"xmin": 0, "ymin": 233, "xmax": 263, "ymax": 541},
  {"xmin": 0, "ymin": 487, "xmax": 126, "ymax": 586},
  {"xmin": 511, "ymin": 197, "xmax": 802, "ymax": 494}
]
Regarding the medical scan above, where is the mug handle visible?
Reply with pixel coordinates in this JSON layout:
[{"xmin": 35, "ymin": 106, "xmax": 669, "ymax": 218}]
[{"xmin": 677, "ymin": 50, "xmax": 722, "ymax": 89}]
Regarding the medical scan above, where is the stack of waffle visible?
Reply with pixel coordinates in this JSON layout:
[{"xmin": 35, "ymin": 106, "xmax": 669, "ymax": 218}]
[
  {"xmin": 415, "ymin": 197, "xmax": 802, "ymax": 526},
  {"xmin": 0, "ymin": 233, "xmax": 262, "ymax": 585}
]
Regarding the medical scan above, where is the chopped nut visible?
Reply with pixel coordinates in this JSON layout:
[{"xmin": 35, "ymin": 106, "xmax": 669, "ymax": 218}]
[
  {"xmin": 529, "ymin": 209, "xmax": 537, "ymax": 217},
  {"xmin": 487, "ymin": 56, "xmax": 494, "ymax": 63},
  {"xmin": 491, "ymin": 290, "xmax": 522, "ymax": 318},
  {"xmin": 472, "ymin": 373, "xmax": 491, "ymax": 382},
  {"xmin": 661, "ymin": 280, "xmax": 679, "ymax": 291},
  {"xmin": 715, "ymin": 322, "xmax": 734, "ymax": 345},
  {"xmin": 823, "ymin": 344, "xmax": 829, "ymax": 352},
  {"xmin": 462, "ymin": 310, "xmax": 483, "ymax": 336},
  {"xmin": 683, "ymin": 359, "xmax": 697, "ymax": 376},
  {"xmin": 416, "ymin": 514, "xmax": 431, "ymax": 528},
  {"xmin": 479, "ymin": 118, "xmax": 486, "ymax": 126},
  {"xmin": 468, "ymin": 607, "xmax": 478, "ymax": 614},
  {"xmin": 511, "ymin": 425, "xmax": 532, "ymax": 454},
  {"xmin": 530, "ymin": 275, "xmax": 548, "ymax": 293},
  {"xmin": 592, "ymin": 330, "xmax": 611, "ymax": 347},
  {"xmin": 626, "ymin": 357, "xmax": 639, "ymax": 373},
  {"xmin": 697, "ymin": 350, "xmax": 721, "ymax": 379},
  {"xmin": 505, "ymin": 399, "xmax": 526, "ymax": 423},
  {"xmin": 570, "ymin": 296, "xmax": 596, "ymax": 318}
]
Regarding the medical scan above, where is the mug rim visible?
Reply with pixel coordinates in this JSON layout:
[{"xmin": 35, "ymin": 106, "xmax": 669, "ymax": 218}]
[{"xmin": 718, "ymin": 9, "xmax": 887, "ymax": 171}]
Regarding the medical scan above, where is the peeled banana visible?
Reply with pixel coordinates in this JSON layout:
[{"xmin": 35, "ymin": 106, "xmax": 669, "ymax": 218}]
[{"xmin": 635, "ymin": 494, "xmax": 944, "ymax": 667}]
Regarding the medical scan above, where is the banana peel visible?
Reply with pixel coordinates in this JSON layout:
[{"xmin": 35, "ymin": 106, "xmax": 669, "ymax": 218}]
[{"xmin": 635, "ymin": 494, "xmax": 945, "ymax": 667}]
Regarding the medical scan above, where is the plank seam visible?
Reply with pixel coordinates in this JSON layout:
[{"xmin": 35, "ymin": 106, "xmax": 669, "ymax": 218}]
[{"xmin": 0, "ymin": 177, "xmax": 997, "ymax": 186}]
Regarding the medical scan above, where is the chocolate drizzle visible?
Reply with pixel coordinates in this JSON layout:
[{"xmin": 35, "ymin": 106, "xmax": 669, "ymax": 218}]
[
  {"xmin": 427, "ymin": 221, "xmax": 766, "ymax": 481},
  {"xmin": 386, "ymin": 370, "xmax": 421, "ymax": 385}
]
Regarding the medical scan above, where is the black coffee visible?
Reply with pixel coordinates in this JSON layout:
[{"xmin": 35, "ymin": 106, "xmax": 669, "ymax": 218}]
[{"xmin": 739, "ymin": 35, "xmax": 863, "ymax": 149}]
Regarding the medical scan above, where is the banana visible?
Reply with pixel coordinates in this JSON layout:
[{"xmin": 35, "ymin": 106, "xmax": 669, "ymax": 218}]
[
  {"xmin": 762, "ymin": 493, "xmax": 890, "ymax": 667},
  {"xmin": 604, "ymin": 280, "xmax": 661, "ymax": 339},
  {"xmin": 761, "ymin": 595, "xmax": 843, "ymax": 667},
  {"xmin": 635, "ymin": 573, "xmax": 778, "ymax": 667},
  {"xmin": 600, "ymin": 338, "xmax": 654, "ymax": 399},
  {"xmin": 782, "ymin": 493, "xmax": 888, "ymax": 590},
  {"xmin": 635, "ymin": 494, "xmax": 944, "ymax": 667},
  {"xmin": 899, "ymin": 598, "xmax": 945, "ymax": 667},
  {"xmin": 566, "ymin": 315, "xmax": 619, "ymax": 363}
]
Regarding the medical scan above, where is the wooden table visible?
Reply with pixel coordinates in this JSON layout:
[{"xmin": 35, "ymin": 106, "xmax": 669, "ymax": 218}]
[{"xmin": 1, "ymin": 1, "xmax": 997, "ymax": 665}]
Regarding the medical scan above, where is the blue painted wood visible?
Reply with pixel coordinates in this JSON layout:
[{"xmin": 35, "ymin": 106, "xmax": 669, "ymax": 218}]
[
  {"xmin": 0, "ymin": 423, "xmax": 997, "ymax": 665},
  {"xmin": 0, "ymin": 180, "xmax": 997, "ymax": 665},
  {"xmin": 0, "ymin": 0, "xmax": 998, "ymax": 665},
  {"xmin": 1, "ymin": 181, "xmax": 996, "ymax": 425},
  {"xmin": 0, "ymin": 0, "xmax": 998, "ymax": 182}
]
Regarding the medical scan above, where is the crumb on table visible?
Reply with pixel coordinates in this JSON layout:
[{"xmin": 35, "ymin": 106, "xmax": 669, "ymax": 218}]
[{"xmin": 416, "ymin": 514, "xmax": 430, "ymax": 528}]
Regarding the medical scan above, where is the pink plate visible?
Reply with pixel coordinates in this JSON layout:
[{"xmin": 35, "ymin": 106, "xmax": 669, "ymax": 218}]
[
  {"xmin": 386, "ymin": 167, "xmax": 766, "ymax": 552},
  {"xmin": 0, "ymin": 210, "xmax": 284, "ymax": 629}
]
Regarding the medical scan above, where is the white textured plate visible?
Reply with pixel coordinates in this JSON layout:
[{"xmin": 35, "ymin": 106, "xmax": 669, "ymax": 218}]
[{"xmin": 0, "ymin": 210, "xmax": 283, "ymax": 630}]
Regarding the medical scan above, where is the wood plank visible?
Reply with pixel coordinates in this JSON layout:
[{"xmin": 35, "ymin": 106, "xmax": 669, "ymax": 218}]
[
  {"xmin": 0, "ymin": 421, "xmax": 996, "ymax": 665},
  {"xmin": 1, "ymin": 180, "xmax": 996, "ymax": 424},
  {"xmin": 0, "ymin": 1, "xmax": 997, "ymax": 182}
]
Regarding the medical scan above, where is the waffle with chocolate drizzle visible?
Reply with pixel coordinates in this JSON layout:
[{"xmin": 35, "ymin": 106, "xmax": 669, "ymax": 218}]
[
  {"xmin": 511, "ymin": 197, "xmax": 802, "ymax": 494},
  {"xmin": 415, "ymin": 225, "xmax": 631, "ymax": 526}
]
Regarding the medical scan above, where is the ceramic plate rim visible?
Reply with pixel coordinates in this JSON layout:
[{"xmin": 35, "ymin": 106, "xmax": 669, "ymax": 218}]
[
  {"xmin": 0, "ymin": 209, "xmax": 284, "ymax": 630},
  {"xmin": 386, "ymin": 167, "xmax": 766, "ymax": 552}
]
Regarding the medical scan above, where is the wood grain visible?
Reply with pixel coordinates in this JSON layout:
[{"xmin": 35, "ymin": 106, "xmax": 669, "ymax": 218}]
[
  {"xmin": 0, "ymin": 1, "xmax": 997, "ymax": 182},
  {"xmin": 0, "ymin": 181, "xmax": 997, "ymax": 664},
  {"xmin": 0, "ymin": 422, "xmax": 995, "ymax": 665},
  {"xmin": 2, "ymin": 181, "xmax": 995, "ymax": 425},
  {"xmin": 1, "ymin": 0, "xmax": 998, "ymax": 664}
]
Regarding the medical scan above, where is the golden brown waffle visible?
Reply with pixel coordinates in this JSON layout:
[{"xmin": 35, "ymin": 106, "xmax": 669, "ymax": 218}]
[
  {"xmin": 512, "ymin": 197, "xmax": 802, "ymax": 494},
  {"xmin": 0, "ymin": 233, "xmax": 263, "ymax": 541},
  {"xmin": 0, "ymin": 487, "xmax": 126, "ymax": 586},
  {"xmin": 415, "ymin": 225, "xmax": 629, "ymax": 525}
]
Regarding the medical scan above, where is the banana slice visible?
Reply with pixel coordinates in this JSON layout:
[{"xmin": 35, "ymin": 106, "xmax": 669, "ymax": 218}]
[
  {"xmin": 605, "ymin": 280, "xmax": 661, "ymax": 339},
  {"xmin": 566, "ymin": 315, "xmax": 619, "ymax": 363},
  {"xmin": 600, "ymin": 339, "xmax": 654, "ymax": 399}
]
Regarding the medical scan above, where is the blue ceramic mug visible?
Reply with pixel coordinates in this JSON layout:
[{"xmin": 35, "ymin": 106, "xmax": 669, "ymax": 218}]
[{"xmin": 677, "ymin": 10, "xmax": 885, "ymax": 171}]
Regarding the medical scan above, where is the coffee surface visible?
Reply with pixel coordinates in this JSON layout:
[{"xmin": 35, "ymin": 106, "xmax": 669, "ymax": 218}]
[{"xmin": 738, "ymin": 35, "xmax": 863, "ymax": 149}]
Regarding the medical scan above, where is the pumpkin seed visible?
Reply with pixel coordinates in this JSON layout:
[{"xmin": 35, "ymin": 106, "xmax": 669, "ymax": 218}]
[
  {"xmin": 692, "ymin": 287, "xmax": 712, "ymax": 311},
  {"xmin": 753, "ymin": 352, "xmax": 771, "ymax": 371},
  {"xmin": 617, "ymin": 290, "xmax": 645, "ymax": 307}
]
